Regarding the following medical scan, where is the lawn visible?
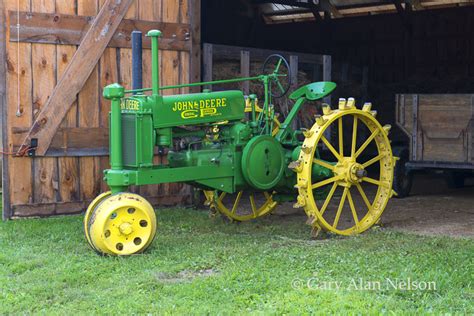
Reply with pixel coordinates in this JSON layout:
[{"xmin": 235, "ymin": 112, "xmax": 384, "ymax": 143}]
[{"xmin": 0, "ymin": 208, "xmax": 472, "ymax": 314}]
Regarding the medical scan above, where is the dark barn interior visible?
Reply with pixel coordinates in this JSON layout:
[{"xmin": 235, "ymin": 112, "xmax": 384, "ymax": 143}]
[{"xmin": 202, "ymin": 0, "xmax": 474, "ymax": 144}]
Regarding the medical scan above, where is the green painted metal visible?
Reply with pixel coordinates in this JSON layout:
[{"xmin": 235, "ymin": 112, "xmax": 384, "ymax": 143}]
[
  {"xmin": 289, "ymin": 81, "xmax": 337, "ymax": 101},
  {"xmin": 241, "ymin": 135, "xmax": 285, "ymax": 190},
  {"xmin": 102, "ymin": 29, "xmax": 337, "ymax": 200}
]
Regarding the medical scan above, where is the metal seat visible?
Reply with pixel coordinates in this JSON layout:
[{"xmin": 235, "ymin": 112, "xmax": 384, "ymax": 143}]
[{"xmin": 289, "ymin": 81, "xmax": 337, "ymax": 101}]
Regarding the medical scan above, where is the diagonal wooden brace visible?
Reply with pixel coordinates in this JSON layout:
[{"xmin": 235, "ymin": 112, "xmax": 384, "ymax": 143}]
[{"xmin": 17, "ymin": 0, "xmax": 134, "ymax": 156}]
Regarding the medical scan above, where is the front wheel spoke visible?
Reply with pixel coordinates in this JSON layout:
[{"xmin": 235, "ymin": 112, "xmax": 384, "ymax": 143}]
[
  {"xmin": 231, "ymin": 191, "xmax": 243, "ymax": 214},
  {"xmin": 354, "ymin": 129, "xmax": 380, "ymax": 159},
  {"xmin": 321, "ymin": 136, "xmax": 342, "ymax": 161},
  {"xmin": 333, "ymin": 187, "xmax": 348, "ymax": 228},
  {"xmin": 319, "ymin": 182, "xmax": 338, "ymax": 216},
  {"xmin": 311, "ymin": 175, "xmax": 344, "ymax": 190},
  {"xmin": 362, "ymin": 154, "xmax": 385, "ymax": 168},
  {"xmin": 346, "ymin": 189, "xmax": 359, "ymax": 225},
  {"xmin": 313, "ymin": 158, "xmax": 335, "ymax": 171},
  {"xmin": 355, "ymin": 183, "xmax": 372, "ymax": 212}
]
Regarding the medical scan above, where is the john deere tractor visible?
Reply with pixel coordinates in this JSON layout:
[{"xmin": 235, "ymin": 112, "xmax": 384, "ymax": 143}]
[{"xmin": 84, "ymin": 30, "xmax": 396, "ymax": 255}]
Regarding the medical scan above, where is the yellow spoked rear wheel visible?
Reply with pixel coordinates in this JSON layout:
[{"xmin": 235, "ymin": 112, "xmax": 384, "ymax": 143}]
[
  {"xmin": 296, "ymin": 102, "xmax": 395, "ymax": 235},
  {"xmin": 204, "ymin": 190, "xmax": 278, "ymax": 221},
  {"xmin": 203, "ymin": 103, "xmax": 280, "ymax": 221},
  {"xmin": 85, "ymin": 192, "xmax": 157, "ymax": 255}
]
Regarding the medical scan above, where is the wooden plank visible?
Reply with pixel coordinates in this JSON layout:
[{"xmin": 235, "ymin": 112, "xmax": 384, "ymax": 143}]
[
  {"xmin": 78, "ymin": 0, "xmax": 101, "ymax": 202},
  {"xmin": 12, "ymin": 127, "xmax": 109, "ymax": 152},
  {"xmin": 138, "ymin": 0, "xmax": 164, "ymax": 198},
  {"xmin": 96, "ymin": 0, "xmax": 117, "ymax": 192},
  {"xmin": 17, "ymin": 0, "xmax": 135, "ymax": 156},
  {"xmin": 1, "ymin": 0, "xmax": 12, "ymax": 219},
  {"xmin": 4, "ymin": 0, "xmax": 33, "ymax": 212},
  {"xmin": 203, "ymin": 43, "xmax": 213, "ymax": 89},
  {"xmin": 161, "ymin": 0, "xmax": 183, "ymax": 198},
  {"xmin": 188, "ymin": 0, "xmax": 200, "ymax": 93},
  {"xmin": 10, "ymin": 194, "xmax": 190, "ymax": 218},
  {"xmin": 240, "ymin": 50, "xmax": 250, "ymax": 94},
  {"xmin": 179, "ymin": 0, "xmax": 191, "ymax": 93},
  {"xmin": 322, "ymin": 54, "xmax": 332, "ymax": 105},
  {"xmin": 32, "ymin": 0, "xmax": 58, "ymax": 205},
  {"xmin": 8, "ymin": 11, "xmax": 191, "ymax": 51},
  {"xmin": 56, "ymin": 0, "xmax": 79, "ymax": 203},
  {"xmin": 322, "ymin": 54, "xmax": 332, "ymax": 142},
  {"xmin": 289, "ymin": 55, "xmax": 298, "ymax": 128}
]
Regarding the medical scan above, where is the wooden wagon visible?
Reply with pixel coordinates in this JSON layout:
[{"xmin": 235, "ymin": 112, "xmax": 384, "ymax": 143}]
[{"xmin": 394, "ymin": 94, "xmax": 474, "ymax": 196}]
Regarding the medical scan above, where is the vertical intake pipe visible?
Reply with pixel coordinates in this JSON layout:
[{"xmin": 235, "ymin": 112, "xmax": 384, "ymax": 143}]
[
  {"xmin": 146, "ymin": 30, "xmax": 162, "ymax": 96},
  {"xmin": 131, "ymin": 31, "xmax": 143, "ymax": 91}
]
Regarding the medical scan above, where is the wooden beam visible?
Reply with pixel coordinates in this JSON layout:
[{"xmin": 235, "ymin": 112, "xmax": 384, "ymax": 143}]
[
  {"xmin": 210, "ymin": 43, "xmax": 324, "ymax": 64},
  {"xmin": 8, "ymin": 11, "xmax": 191, "ymax": 51},
  {"xmin": 392, "ymin": 0, "xmax": 405, "ymax": 14},
  {"xmin": 240, "ymin": 50, "xmax": 250, "ymax": 94},
  {"xmin": 203, "ymin": 43, "xmax": 213, "ymax": 90},
  {"xmin": 12, "ymin": 127, "xmax": 109, "ymax": 154},
  {"xmin": 1, "ymin": 0, "xmax": 12, "ymax": 220},
  {"xmin": 17, "ymin": 0, "xmax": 134, "ymax": 156},
  {"xmin": 10, "ymin": 195, "xmax": 190, "ymax": 217},
  {"xmin": 408, "ymin": 0, "xmax": 424, "ymax": 10},
  {"xmin": 189, "ymin": 0, "xmax": 201, "ymax": 92},
  {"xmin": 320, "ymin": 0, "xmax": 343, "ymax": 18}
]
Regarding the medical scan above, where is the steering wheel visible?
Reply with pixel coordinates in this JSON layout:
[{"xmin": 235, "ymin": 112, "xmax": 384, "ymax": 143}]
[{"xmin": 262, "ymin": 54, "xmax": 291, "ymax": 98}]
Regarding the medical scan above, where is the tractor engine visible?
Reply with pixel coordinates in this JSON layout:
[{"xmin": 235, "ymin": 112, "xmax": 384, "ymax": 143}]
[{"xmin": 119, "ymin": 89, "xmax": 295, "ymax": 194}]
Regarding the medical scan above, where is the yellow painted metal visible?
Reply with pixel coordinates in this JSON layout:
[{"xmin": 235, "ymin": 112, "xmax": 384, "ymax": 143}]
[
  {"xmin": 244, "ymin": 98, "xmax": 281, "ymax": 136},
  {"xmin": 84, "ymin": 191, "xmax": 112, "ymax": 251},
  {"xmin": 87, "ymin": 193, "xmax": 157, "ymax": 255},
  {"xmin": 204, "ymin": 190, "xmax": 278, "ymax": 221},
  {"xmin": 202, "ymin": 101, "xmax": 280, "ymax": 221},
  {"xmin": 296, "ymin": 103, "xmax": 395, "ymax": 235}
]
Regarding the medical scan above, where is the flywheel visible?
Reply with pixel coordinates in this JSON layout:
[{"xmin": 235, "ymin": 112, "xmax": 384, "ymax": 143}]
[{"xmin": 294, "ymin": 99, "xmax": 396, "ymax": 235}]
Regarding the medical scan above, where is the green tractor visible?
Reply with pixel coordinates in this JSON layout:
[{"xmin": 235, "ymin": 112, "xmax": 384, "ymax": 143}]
[{"xmin": 84, "ymin": 30, "xmax": 396, "ymax": 256}]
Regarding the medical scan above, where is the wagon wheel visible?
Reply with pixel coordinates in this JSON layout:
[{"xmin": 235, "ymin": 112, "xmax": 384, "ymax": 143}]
[
  {"xmin": 262, "ymin": 54, "xmax": 291, "ymax": 98},
  {"xmin": 203, "ymin": 105, "xmax": 280, "ymax": 221},
  {"xmin": 85, "ymin": 192, "xmax": 157, "ymax": 255},
  {"xmin": 295, "ymin": 102, "xmax": 396, "ymax": 235}
]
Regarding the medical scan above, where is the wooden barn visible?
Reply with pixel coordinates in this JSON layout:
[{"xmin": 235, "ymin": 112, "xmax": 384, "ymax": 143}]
[
  {"xmin": 1, "ymin": 0, "xmax": 200, "ymax": 218},
  {"xmin": 2, "ymin": 0, "xmax": 474, "ymax": 220}
]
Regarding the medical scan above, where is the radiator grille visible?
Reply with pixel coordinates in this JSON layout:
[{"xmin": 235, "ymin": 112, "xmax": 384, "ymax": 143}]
[{"xmin": 121, "ymin": 114, "xmax": 137, "ymax": 166}]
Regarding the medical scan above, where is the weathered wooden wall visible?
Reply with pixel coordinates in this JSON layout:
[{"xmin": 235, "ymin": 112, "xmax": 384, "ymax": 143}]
[{"xmin": 1, "ymin": 0, "xmax": 201, "ymax": 218}]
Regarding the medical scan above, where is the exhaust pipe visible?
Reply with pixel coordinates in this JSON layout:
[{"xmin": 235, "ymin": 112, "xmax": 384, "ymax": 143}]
[{"xmin": 131, "ymin": 30, "xmax": 143, "ymax": 91}]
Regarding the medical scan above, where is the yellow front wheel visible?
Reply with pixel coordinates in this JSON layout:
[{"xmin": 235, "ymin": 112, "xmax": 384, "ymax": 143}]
[{"xmin": 85, "ymin": 192, "xmax": 157, "ymax": 255}]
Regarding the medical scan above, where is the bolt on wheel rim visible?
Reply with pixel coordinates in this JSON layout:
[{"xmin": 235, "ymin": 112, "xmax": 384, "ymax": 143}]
[{"xmin": 297, "ymin": 105, "xmax": 395, "ymax": 235}]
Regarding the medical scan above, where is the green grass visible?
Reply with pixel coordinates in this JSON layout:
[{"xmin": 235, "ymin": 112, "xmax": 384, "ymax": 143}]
[{"xmin": 0, "ymin": 208, "xmax": 472, "ymax": 314}]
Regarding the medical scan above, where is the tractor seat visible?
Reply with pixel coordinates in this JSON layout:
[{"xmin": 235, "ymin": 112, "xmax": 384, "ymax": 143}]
[{"xmin": 289, "ymin": 81, "xmax": 337, "ymax": 101}]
